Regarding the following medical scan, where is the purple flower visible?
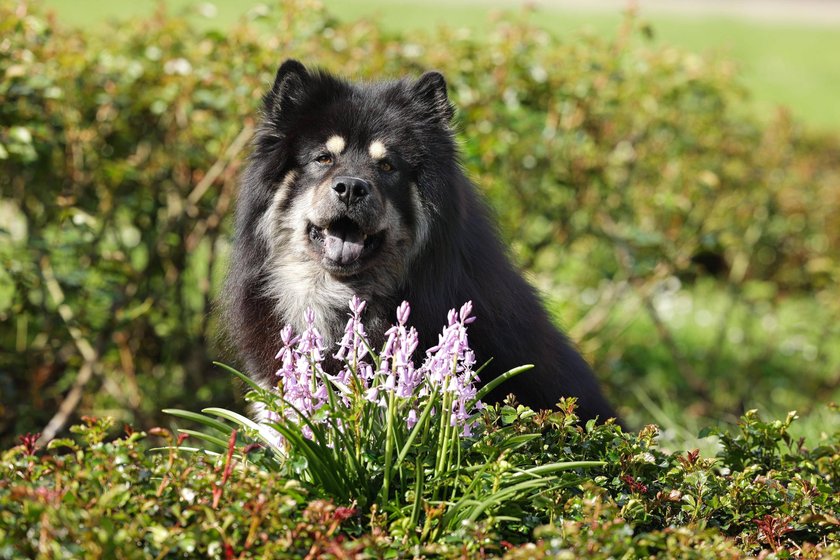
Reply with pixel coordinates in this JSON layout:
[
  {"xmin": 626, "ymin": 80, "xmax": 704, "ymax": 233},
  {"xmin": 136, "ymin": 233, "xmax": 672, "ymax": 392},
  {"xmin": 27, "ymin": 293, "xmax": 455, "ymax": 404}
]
[
  {"xmin": 334, "ymin": 295, "xmax": 369, "ymax": 363},
  {"xmin": 271, "ymin": 308, "xmax": 331, "ymax": 437},
  {"xmin": 376, "ymin": 303, "xmax": 428, "ymax": 404},
  {"xmin": 365, "ymin": 386, "xmax": 379, "ymax": 403},
  {"xmin": 407, "ymin": 408, "xmax": 418, "ymax": 429},
  {"xmin": 416, "ymin": 300, "xmax": 482, "ymax": 435},
  {"xmin": 264, "ymin": 298, "xmax": 485, "ymax": 442},
  {"xmin": 299, "ymin": 308, "xmax": 326, "ymax": 362},
  {"xmin": 396, "ymin": 300, "xmax": 410, "ymax": 326}
]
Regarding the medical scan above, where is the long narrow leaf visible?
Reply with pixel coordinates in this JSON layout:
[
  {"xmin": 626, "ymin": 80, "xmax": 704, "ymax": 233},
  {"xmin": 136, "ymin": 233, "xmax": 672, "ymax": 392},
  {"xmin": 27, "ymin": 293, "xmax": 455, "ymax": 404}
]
[
  {"xmin": 175, "ymin": 428, "xmax": 232, "ymax": 450},
  {"xmin": 474, "ymin": 364, "xmax": 533, "ymax": 403},
  {"xmin": 213, "ymin": 361, "xmax": 266, "ymax": 393},
  {"xmin": 498, "ymin": 433, "xmax": 542, "ymax": 450},
  {"xmin": 265, "ymin": 397, "xmax": 337, "ymax": 458},
  {"xmin": 512, "ymin": 460, "xmax": 606, "ymax": 479},
  {"xmin": 202, "ymin": 407, "xmax": 263, "ymax": 431},
  {"xmin": 163, "ymin": 408, "xmax": 234, "ymax": 434},
  {"xmin": 262, "ymin": 398, "xmax": 353, "ymax": 491},
  {"xmin": 202, "ymin": 407, "xmax": 283, "ymax": 455},
  {"xmin": 393, "ymin": 394, "xmax": 437, "ymax": 471},
  {"xmin": 268, "ymin": 421, "xmax": 349, "ymax": 498},
  {"xmin": 150, "ymin": 446, "xmax": 221, "ymax": 457},
  {"xmin": 464, "ymin": 477, "xmax": 553, "ymax": 522}
]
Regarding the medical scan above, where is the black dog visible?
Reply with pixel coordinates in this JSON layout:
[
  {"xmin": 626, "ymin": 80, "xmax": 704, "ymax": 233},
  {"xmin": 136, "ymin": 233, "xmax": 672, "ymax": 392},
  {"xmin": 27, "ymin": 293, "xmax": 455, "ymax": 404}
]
[{"xmin": 222, "ymin": 60, "xmax": 620, "ymax": 423}]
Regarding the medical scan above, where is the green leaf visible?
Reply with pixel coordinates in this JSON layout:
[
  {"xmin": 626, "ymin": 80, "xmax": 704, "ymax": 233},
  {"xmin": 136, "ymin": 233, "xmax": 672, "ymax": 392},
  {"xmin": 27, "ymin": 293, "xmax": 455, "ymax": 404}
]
[
  {"xmin": 474, "ymin": 364, "xmax": 533, "ymax": 403},
  {"xmin": 163, "ymin": 408, "xmax": 234, "ymax": 434},
  {"xmin": 501, "ymin": 405, "xmax": 518, "ymax": 425}
]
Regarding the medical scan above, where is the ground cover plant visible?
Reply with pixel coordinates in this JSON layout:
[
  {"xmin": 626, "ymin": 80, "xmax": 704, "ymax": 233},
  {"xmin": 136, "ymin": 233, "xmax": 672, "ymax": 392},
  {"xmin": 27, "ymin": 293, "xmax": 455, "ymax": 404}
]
[
  {"xmin": 3, "ymin": 299, "xmax": 839, "ymax": 557},
  {"xmin": 2, "ymin": 405, "xmax": 838, "ymax": 557}
]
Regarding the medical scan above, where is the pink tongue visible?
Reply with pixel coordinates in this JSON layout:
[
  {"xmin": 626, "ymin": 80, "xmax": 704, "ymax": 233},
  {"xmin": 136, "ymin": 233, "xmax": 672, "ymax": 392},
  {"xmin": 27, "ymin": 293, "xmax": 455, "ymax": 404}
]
[{"xmin": 324, "ymin": 231, "xmax": 365, "ymax": 264}]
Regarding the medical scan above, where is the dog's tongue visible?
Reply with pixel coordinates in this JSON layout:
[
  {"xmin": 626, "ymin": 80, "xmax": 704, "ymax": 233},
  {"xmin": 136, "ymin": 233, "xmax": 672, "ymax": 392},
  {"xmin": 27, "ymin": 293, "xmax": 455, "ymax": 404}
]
[{"xmin": 324, "ymin": 228, "xmax": 365, "ymax": 264}]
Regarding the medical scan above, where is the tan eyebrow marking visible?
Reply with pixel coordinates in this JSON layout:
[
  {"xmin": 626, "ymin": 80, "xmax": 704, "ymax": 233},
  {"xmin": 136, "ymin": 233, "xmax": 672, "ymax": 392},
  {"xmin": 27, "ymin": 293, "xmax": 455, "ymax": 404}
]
[
  {"xmin": 368, "ymin": 140, "xmax": 387, "ymax": 160},
  {"xmin": 325, "ymin": 135, "xmax": 346, "ymax": 154}
]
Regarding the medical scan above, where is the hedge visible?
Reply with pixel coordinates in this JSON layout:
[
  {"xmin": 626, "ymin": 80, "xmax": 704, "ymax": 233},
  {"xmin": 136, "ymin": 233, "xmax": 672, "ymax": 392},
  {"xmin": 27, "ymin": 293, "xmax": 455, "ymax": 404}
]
[{"xmin": 1, "ymin": 408, "xmax": 838, "ymax": 558}]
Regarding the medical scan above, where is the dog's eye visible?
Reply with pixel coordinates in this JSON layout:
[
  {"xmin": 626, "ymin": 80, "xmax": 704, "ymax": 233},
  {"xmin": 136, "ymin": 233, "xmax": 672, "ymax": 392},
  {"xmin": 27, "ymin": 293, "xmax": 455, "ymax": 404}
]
[
  {"xmin": 379, "ymin": 160, "xmax": 394, "ymax": 172},
  {"xmin": 315, "ymin": 154, "xmax": 333, "ymax": 165}
]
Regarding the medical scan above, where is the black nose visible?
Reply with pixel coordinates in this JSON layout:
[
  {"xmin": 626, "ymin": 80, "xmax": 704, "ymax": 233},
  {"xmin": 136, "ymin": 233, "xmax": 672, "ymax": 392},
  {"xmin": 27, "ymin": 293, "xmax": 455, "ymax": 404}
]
[{"xmin": 332, "ymin": 176, "xmax": 370, "ymax": 206}]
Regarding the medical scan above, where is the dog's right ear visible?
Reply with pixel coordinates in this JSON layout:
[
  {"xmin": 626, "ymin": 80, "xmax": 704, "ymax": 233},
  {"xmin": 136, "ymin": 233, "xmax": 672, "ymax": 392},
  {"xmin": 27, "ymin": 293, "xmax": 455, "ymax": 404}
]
[{"xmin": 264, "ymin": 59, "xmax": 309, "ymax": 115}]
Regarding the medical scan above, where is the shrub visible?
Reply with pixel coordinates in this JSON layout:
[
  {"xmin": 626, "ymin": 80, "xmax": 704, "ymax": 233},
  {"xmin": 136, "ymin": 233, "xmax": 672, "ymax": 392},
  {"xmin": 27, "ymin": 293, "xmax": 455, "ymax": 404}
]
[{"xmin": 1, "ymin": 408, "xmax": 837, "ymax": 557}]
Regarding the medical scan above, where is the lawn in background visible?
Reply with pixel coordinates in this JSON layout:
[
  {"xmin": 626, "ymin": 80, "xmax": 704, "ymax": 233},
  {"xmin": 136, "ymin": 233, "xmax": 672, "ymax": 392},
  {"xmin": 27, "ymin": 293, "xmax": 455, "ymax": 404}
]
[{"xmin": 41, "ymin": 0, "xmax": 840, "ymax": 131}]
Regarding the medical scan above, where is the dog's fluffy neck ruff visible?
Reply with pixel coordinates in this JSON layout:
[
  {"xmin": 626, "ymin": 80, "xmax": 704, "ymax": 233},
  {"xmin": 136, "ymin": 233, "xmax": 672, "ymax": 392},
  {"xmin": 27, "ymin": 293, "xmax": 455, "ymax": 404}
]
[{"xmin": 258, "ymin": 223, "xmax": 397, "ymax": 358}]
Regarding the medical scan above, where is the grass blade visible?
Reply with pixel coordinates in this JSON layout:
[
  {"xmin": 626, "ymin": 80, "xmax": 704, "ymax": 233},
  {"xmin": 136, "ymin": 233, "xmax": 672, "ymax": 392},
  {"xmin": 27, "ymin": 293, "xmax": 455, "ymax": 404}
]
[
  {"xmin": 202, "ymin": 407, "xmax": 284, "ymax": 454},
  {"xmin": 175, "ymin": 428, "xmax": 232, "ymax": 450},
  {"xmin": 512, "ymin": 460, "xmax": 606, "ymax": 479}
]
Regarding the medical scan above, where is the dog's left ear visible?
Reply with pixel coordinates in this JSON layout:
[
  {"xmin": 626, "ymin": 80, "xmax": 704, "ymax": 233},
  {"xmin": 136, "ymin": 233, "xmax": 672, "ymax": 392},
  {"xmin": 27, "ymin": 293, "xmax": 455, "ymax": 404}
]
[{"xmin": 412, "ymin": 71, "xmax": 454, "ymax": 125}]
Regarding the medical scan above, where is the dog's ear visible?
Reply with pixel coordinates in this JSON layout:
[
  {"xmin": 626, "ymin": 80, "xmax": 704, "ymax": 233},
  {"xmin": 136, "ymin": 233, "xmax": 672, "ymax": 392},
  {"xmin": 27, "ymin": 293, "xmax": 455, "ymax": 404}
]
[
  {"xmin": 412, "ymin": 71, "xmax": 454, "ymax": 124},
  {"xmin": 264, "ymin": 59, "xmax": 310, "ymax": 116}
]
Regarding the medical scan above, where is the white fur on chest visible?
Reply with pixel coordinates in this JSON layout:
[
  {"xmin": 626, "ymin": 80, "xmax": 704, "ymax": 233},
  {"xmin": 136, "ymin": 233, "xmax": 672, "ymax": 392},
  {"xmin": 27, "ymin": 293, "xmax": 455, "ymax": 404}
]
[
  {"xmin": 265, "ymin": 255, "xmax": 355, "ymax": 343},
  {"xmin": 256, "ymin": 181, "xmax": 349, "ymax": 342}
]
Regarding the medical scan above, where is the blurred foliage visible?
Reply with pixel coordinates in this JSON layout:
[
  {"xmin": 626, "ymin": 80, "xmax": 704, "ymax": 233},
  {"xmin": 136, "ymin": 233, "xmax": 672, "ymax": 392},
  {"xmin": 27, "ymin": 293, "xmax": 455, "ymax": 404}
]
[
  {"xmin": 1, "ymin": 409, "xmax": 838, "ymax": 557},
  {"xmin": 1, "ymin": 0, "xmax": 839, "ymax": 446}
]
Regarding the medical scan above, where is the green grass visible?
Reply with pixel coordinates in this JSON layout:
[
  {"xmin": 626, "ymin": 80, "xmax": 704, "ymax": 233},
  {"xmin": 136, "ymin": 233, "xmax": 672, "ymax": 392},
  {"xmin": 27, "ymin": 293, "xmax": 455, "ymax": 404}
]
[
  {"xmin": 40, "ymin": 0, "xmax": 840, "ymax": 131},
  {"xmin": 579, "ymin": 281, "xmax": 840, "ymax": 452}
]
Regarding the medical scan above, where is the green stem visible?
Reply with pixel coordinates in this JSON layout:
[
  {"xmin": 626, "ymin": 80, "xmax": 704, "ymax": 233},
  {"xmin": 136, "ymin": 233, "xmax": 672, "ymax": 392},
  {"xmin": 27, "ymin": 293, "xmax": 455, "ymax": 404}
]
[
  {"xmin": 381, "ymin": 389, "xmax": 397, "ymax": 501},
  {"xmin": 410, "ymin": 455, "xmax": 423, "ymax": 528},
  {"xmin": 394, "ymin": 395, "xmax": 436, "ymax": 471},
  {"xmin": 432, "ymin": 390, "xmax": 453, "ymax": 502},
  {"xmin": 449, "ymin": 424, "xmax": 463, "ymax": 504}
]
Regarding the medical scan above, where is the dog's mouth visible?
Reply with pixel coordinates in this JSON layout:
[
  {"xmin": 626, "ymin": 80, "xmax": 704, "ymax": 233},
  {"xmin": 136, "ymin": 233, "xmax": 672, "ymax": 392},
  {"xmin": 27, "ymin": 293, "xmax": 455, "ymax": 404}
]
[{"xmin": 308, "ymin": 217, "xmax": 385, "ymax": 274}]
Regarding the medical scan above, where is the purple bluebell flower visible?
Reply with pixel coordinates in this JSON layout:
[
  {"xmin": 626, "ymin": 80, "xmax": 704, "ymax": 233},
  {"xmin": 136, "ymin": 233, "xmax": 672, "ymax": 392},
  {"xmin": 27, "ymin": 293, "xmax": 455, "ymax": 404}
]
[
  {"xmin": 334, "ymin": 295, "xmax": 369, "ymax": 363},
  {"xmin": 417, "ymin": 300, "xmax": 482, "ymax": 436},
  {"xmin": 365, "ymin": 386, "xmax": 379, "ymax": 403},
  {"xmin": 264, "ymin": 298, "xmax": 485, "ymax": 440},
  {"xmin": 379, "ymin": 302, "xmax": 423, "ymax": 401},
  {"xmin": 271, "ymin": 308, "xmax": 331, "ymax": 438},
  {"xmin": 407, "ymin": 408, "xmax": 418, "ymax": 429},
  {"xmin": 396, "ymin": 300, "xmax": 411, "ymax": 326}
]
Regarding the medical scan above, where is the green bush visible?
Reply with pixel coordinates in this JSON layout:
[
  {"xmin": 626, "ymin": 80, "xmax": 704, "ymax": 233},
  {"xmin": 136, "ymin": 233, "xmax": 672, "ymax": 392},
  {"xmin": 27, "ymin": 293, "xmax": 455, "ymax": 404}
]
[
  {"xmin": 1, "ymin": 409, "xmax": 838, "ymax": 558},
  {"xmin": 1, "ymin": 0, "xmax": 839, "ymax": 446}
]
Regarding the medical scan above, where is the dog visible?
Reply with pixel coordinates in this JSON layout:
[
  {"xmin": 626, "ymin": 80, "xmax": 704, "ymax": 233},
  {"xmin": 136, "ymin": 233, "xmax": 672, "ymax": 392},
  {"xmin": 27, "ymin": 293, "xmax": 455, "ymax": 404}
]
[{"xmin": 222, "ymin": 60, "xmax": 620, "ymax": 424}]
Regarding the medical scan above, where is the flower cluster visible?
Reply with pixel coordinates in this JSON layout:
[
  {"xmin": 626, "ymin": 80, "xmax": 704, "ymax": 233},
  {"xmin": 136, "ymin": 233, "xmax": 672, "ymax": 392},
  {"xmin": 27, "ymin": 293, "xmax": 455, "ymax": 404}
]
[
  {"xmin": 418, "ymin": 301, "xmax": 484, "ymax": 435},
  {"xmin": 265, "ymin": 297, "xmax": 484, "ymax": 441},
  {"xmin": 273, "ymin": 309, "xmax": 328, "ymax": 439}
]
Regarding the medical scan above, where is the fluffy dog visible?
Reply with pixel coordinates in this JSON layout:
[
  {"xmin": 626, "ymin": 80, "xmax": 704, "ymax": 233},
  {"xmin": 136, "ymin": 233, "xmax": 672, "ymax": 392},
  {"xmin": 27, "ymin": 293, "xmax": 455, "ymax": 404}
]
[{"xmin": 222, "ymin": 60, "xmax": 620, "ymax": 423}]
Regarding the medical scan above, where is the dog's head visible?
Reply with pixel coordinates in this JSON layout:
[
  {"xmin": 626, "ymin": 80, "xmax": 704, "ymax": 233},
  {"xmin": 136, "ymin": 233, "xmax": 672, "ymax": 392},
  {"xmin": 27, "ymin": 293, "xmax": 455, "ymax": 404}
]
[{"xmin": 244, "ymin": 60, "xmax": 457, "ymax": 281}]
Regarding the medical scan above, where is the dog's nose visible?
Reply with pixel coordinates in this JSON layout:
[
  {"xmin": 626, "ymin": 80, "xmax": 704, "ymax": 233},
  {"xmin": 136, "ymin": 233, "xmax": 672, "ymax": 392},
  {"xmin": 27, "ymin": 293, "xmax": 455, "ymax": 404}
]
[{"xmin": 332, "ymin": 176, "xmax": 370, "ymax": 206}]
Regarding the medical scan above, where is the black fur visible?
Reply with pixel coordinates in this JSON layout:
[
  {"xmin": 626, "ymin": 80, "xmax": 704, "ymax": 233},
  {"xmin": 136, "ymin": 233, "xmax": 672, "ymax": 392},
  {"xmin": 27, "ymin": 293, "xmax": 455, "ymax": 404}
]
[{"xmin": 222, "ymin": 60, "xmax": 620, "ymax": 424}]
